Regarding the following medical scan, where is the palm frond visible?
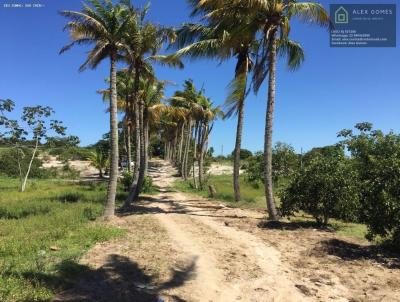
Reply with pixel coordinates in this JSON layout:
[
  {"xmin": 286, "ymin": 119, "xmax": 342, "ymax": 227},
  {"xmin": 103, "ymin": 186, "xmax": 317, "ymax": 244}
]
[
  {"xmin": 277, "ymin": 38, "xmax": 304, "ymax": 70},
  {"xmin": 223, "ymin": 73, "xmax": 248, "ymax": 119},
  {"xmin": 286, "ymin": 2, "xmax": 330, "ymax": 27}
]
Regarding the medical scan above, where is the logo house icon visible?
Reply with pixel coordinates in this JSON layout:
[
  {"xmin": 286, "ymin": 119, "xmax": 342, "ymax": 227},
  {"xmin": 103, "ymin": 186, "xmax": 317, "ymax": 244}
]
[{"xmin": 335, "ymin": 6, "xmax": 349, "ymax": 24}]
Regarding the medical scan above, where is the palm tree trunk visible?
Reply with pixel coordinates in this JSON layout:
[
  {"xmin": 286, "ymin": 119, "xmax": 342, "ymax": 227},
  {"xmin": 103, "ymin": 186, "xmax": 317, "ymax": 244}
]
[
  {"xmin": 233, "ymin": 102, "xmax": 244, "ymax": 201},
  {"xmin": 178, "ymin": 123, "xmax": 184, "ymax": 163},
  {"xmin": 233, "ymin": 55, "xmax": 249, "ymax": 202},
  {"xmin": 181, "ymin": 123, "xmax": 188, "ymax": 179},
  {"xmin": 144, "ymin": 113, "xmax": 149, "ymax": 177},
  {"xmin": 126, "ymin": 122, "xmax": 132, "ymax": 172},
  {"xmin": 182, "ymin": 120, "xmax": 191, "ymax": 180},
  {"xmin": 198, "ymin": 123, "xmax": 208, "ymax": 189},
  {"xmin": 104, "ymin": 55, "xmax": 119, "ymax": 218},
  {"xmin": 192, "ymin": 122, "xmax": 199, "ymax": 189},
  {"xmin": 134, "ymin": 98, "xmax": 146, "ymax": 200},
  {"xmin": 125, "ymin": 95, "xmax": 132, "ymax": 173},
  {"xmin": 264, "ymin": 33, "xmax": 279, "ymax": 221},
  {"xmin": 125, "ymin": 68, "xmax": 141, "ymax": 206}
]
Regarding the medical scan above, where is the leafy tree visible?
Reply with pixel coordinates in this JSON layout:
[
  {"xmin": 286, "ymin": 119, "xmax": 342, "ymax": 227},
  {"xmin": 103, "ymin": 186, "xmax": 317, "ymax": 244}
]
[
  {"xmin": 244, "ymin": 143, "xmax": 298, "ymax": 187},
  {"xmin": 339, "ymin": 123, "xmax": 400, "ymax": 246},
  {"xmin": 0, "ymin": 99, "xmax": 15, "ymax": 139},
  {"xmin": 280, "ymin": 152, "xmax": 359, "ymax": 226},
  {"xmin": 3, "ymin": 106, "xmax": 66, "ymax": 191},
  {"xmin": 207, "ymin": 146, "xmax": 214, "ymax": 158},
  {"xmin": 0, "ymin": 148, "xmax": 45, "ymax": 179},
  {"xmin": 60, "ymin": 0, "xmax": 132, "ymax": 218},
  {"xmin": 244, "ymin": 151, "xmax": 264, "ymax": 187},
  {"xmin": 231, "ymin": 148, "xmax": 253, "ymax": 160},
  {"xmin": 303, "ymin": 145, "xmax": 344, "ymax": 164},
  {"xmin": 46, "ymin": 135, "xmax": 80, "ymax": 148}
]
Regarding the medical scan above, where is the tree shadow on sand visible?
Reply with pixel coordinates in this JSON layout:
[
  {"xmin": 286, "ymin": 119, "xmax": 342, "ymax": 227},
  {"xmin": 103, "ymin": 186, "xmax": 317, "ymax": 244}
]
[
  {"xmin": 313, "ymin": 238, "xmax": 400, "ymax": 269},
  {"xmin": 15, "ymin": 254, "xmax": 195, "ymax": 302},
  {"xmin": 53, "ymin": 254, "xmax": 195, "ymax": 302},
  {"xmin": 257, "ymin": 219, "xmax": 330, "ymax": 231},
  {"xmin": 118, "ymin": 196, "xmax": 254, "ymax": 220}
]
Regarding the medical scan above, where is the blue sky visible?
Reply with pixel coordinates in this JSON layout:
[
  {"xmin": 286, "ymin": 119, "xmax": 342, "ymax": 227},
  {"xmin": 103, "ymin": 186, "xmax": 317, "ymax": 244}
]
[{"xmin": 0, "ymin": 0, "xmax": 399, "ymax": 154}]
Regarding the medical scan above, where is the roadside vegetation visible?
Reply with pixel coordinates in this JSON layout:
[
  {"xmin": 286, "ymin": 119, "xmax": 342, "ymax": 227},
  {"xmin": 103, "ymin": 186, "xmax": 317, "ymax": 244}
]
[{"xmin": 0, "ymin": 178, "xmax": 125, "ymax": 302}]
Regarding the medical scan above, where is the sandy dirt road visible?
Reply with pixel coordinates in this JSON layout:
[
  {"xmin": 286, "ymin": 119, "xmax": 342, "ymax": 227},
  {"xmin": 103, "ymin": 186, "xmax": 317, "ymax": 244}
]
[{"xmin": 54, "ymin": 160, "xmax": 400, "ymax": 302}]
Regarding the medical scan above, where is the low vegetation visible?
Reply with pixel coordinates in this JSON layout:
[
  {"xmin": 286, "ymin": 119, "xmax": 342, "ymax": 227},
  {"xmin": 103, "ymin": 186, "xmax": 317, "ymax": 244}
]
[
  {"xmin": 174, "ymin": 174, "xmax": 265, "ymax": 208},
  {"xmin": 0, "ymin": 178, "xmax": 125, "ymax": 302}
]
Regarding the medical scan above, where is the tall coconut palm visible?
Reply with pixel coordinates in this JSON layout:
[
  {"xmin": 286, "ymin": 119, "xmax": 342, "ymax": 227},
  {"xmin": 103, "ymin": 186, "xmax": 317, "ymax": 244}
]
[
  {"xmin": 169, "ymin": 80, "xmax": 201, "ymax": 182},
  {"xmin": 181, "ymin": 0, "xmax": 329, "ymax": 219},
  {"xmin": 98, "ymin": 70, "xmax": 135, "ymax": 173},
  {"xmin": 250, "ymin": 0, "xmax": 330, "ymax": 220},
  {"xmin": 195, "ymin": 95, "xmax": 223, "ymax": 189},
  {"xmin": 60, "ymin": 0, "xmax": 132, "ymax": 218},
  {"xmin": 170, "ymin": 1, "xmax": 259, "ymax": 202},
  {"xmin": 122, "ymin": 3, "xmax": 182, "ymax": 205},
  {"xmin": 141, "ymin": 79, "xmax": 167, "ymax": 176}
]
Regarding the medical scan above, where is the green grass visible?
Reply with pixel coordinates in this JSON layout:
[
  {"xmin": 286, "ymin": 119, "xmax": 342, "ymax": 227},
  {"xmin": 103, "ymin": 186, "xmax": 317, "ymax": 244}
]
[
  {"xmin": 0, "ymin": 178, "xmax": 126, "ymax": 302},
  {"xmin": 173, "ymin": 174, "xmax": 368, "ymax": 242},
  {"xmin": 173, "ymin": 174, "xmax": 267, "ymax": 209}
]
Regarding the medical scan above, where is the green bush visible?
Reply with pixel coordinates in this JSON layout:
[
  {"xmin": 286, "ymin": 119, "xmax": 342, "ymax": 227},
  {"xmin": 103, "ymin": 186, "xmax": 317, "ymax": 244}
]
[
  {"xmin": 0, "ymin": 148, "xmax": 46, "ymax": 178},
  {"xmin": 120, "ymin": 172, "xmax": 154, "ymax": 194},
  {"xmin": 244, "ymin": 143, "xmax": 299, "ymax": 190},
  {"xmin": 244, "ymin": 151, "xmax": 264, "ymax": 187},
  {"xmin": 231, "ymin": 148, "xmax": 253, "ymax": 160},
  {"xmin": 280, "ymin": 153, "xmax": 359, "ymax": 226},
  {"xmin": 340, "ymin": 123, "xmax": 400, "ymax": 247},
  {"xmin": 141, "ymin": 176, "xmax": 154, "ymax": 193},
  {"xmin": 56, "ymin": 147, "xmax": 92, "ymax": 162},
  {"xmin": 121, "ymin": 171, "xmax": 133, "ymax": 191}
]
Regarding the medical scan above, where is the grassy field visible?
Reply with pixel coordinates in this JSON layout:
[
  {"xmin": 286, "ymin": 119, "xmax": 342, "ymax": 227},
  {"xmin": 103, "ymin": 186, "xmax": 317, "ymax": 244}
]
[
  {"xmin": 174, "ymin": 174, "xmax": 269, "ymax": 208},
  {"xmin": 173, "ymin": 174, "xmax": 368, "ymax": 241},
  {"xmin": 0, "ymin": 178, "xmax": 125, "ymax": 302}
]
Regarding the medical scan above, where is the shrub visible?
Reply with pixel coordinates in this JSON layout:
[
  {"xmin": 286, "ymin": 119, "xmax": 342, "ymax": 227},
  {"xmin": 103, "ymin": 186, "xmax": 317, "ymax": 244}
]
[
  {"xmin": 244, "ymin": 152, "xmax": 264, "ymax": 187},
  {"xmin": 141, "ymin": 176, "xmax": 154, "ymax": 194},
  {"xmin": 60, "ymin": 163, "xmax": 80, "ymax": 179},
  {"xmin": 280, "ymin": 153, "xmax": 359, "ymax": 226},
  {"xmin": 244, "ymin": 143, "xmax": 299, "ymax": 190},
  {"xmin": 230, "ymin": 149, "xmax": 253, "ymax": 160},
  {"xmin": 56, "ymin": 147, "xmax": 91, "ymax": 162},
  {"xmin": 120, "ymin": 172, "xmax": 154, "ymax": 194},
  {"xmin": 0, "ymin": 148, "xmax": 46, "ymax": 178},
  {"xmin": 339, "ymin": 123, "xmax": 400, "ymax": 246},
  {"xmin": 121, "ymin": 171, "xmax": 133, "ymax": 192}
]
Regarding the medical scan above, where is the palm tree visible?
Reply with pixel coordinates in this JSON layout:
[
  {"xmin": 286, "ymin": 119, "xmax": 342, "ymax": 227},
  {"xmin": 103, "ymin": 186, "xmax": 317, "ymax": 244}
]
[
  {"xmin": 88, "ymin": 148, "xmax": 109, "ymax": 178},
  {"xmin": 133, "ymin": 77, "xmax": 168, "ymax": 178},
  {"xmin": 178, "ymin": 0, "xmax": 329, "ymax": 219},
  {"xmin": 169, "ymin": 80, "xmax": 200, "ymax": 182},
  {"xmin": 60, "ymin": 0, "xmax": 131, "ymax": 218},
  {"xmin": 98, "ymin": 70, "xmax": 135, "ymax": 173},
  {"xmin": 169, "ymin": 1, "xmax": 259, "ymax": 201},
  {"xmin": 166, "ymin": 80, "xmax": 221, "ymax": 189},
  {"xmin": 195, "ymin": 96, "xmax": 223, "ymax": 189},
  {"xmin": 60, "ymin": 0, "xmax": 130, "ymax": 218},
  {"xmin": 249, "ymin": 0, "xmax": 329, "ymax": 220},
  {"xmin": 122, "ymin": 3, "xmax": 182, "ymax": 205}
]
